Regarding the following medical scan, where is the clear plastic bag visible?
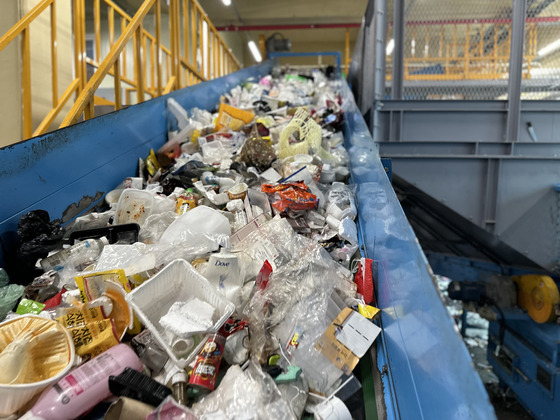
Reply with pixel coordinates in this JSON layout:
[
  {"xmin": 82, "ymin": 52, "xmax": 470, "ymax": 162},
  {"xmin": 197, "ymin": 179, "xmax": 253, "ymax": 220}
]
[
  {"xmin": 139, "ymin": 211, "xmax": 178, "ymax": 244},
  {"xmin": 193, "ymin": 358, "xmax": 296, "ymax": 420}
]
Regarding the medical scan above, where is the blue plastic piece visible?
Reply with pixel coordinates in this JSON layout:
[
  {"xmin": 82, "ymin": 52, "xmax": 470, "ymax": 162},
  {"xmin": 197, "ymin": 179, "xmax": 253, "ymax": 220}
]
[
  {"xmin": 341, "ymin": 79, "xmax": 496, "ymax": 419},
  {"xmin": 0, "ymin": 61, "xmax": 273, "ymax": 267},
  {"xmin": 268, "ymin": 51, "xmax": 341, "ymax": 72}
]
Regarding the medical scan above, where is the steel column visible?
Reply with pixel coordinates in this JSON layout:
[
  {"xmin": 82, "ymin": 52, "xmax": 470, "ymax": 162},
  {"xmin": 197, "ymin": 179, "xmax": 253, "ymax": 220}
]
[
  {"xmin": 505, "ymin": 0, "xmax": 528, "ymax": 142},
  {"xmin": 391, "ymin": 0, "xmax": 405, "ymax": 100},
  {"xmin": 371, "ymin": 0, "xmax": 388, "ymax": 141}
]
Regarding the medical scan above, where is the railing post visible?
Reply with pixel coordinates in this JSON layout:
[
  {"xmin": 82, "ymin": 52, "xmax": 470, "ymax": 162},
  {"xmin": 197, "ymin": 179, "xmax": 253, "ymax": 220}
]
[
  {"xmin": 169, "ymin": 0, "xmax": 178, "ymax": 89},
  {"xmin": 73, "ymin": 0, "xmax": 82, "ymax": 94},
  {"xmin": 94, "ymin": 0, "xmax": 101, "ymax": 61},
  {"xmin": 114, "ymin": 57, "xmax": 121, "ymax": 110},
  {"xmin": 51, "ymin": 2, "xmax": 58, "ymax": 108},
  {"xmin": 183, "ymin": 0, "xmax": 189, "ymax": 65},
  {"xmin": 175, "ymin": 0, "xmax": 181, "ymax": 86},
  {"xmin": 79, "ymin": 0, "xmax": 86, "ymax": 88},
  {"xmin": 108, "ymin": 7, "xmax": 114, "ymax": 48},
  {"xmin": 155, "ymin": 0, "xmax": 162, "ymax": 95},
  {"xmin": 22, "ymin": 27, "xmax": 32, "ymax": 139},
  {"xmin": 191, "ymin": 1, "xmax": 197, "ymax": 69},
  {"xmin": 391, "ymin": 0, "xmax": 404, "ymax": 100},
  {"xmin": 121, "ymin": 18, "xmax": 127, "ymax": 78},
  {"xmin": 135, "ymin": 25, "xmax": 144, "ymax": 102},
  {"xmin": 505, "ymin": 0, "xmax": 528, "ymax": 142}
]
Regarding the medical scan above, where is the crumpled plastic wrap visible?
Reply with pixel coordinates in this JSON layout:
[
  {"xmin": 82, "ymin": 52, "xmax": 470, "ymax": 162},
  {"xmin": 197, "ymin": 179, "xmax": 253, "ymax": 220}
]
[
  {"xmin": 193, "ymin": 358, "xmax": 296, "ymax": 420},
  {"xmin": 0, "ymin": 316, "xmax": 72, "ymax": 384},
  {"xmin": 139, "ymin": 211, "xmax": 179, "ymax": 244},
  {"xmin": 241, "ymin": 228, "xmax": 346, "ymax": 394}
]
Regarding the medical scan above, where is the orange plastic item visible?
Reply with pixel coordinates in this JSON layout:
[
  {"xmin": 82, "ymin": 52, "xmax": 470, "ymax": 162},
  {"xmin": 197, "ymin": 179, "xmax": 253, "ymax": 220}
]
[
  {"xmin": 214, "ymin": 103, "xmax": 255, "ymax": 132},
  {"xmin": 261, "ymin": 182, "xmax": 317, "ymax": 213}
]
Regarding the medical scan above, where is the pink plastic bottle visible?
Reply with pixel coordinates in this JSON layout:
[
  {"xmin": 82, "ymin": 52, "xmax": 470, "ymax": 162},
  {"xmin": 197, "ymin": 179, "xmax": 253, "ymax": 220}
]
[{"xmin": 20, "ymin": 344, "xmax": 142, "ymax": 420}]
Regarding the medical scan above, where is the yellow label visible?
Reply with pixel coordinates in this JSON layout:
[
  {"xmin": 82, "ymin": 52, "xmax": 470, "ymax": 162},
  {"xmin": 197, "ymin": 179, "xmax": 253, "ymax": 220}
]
[
  {"xmin": 56, "ymin": 306, "xmax": 105, "ymax": 328},
  {"xmin": 68, "ymin": 319, "xmax": 119, "ymax": 360},
  {"xmin": 215, "ymin": 103, "xmax": 255, "ymax": 132},
  {"xmin": 176, "ymin": 197, "xmax": 196, "ymax": 215},
  {"xmin": 358, "ymin": 304, "xmax": 381, "ymax": 320}
]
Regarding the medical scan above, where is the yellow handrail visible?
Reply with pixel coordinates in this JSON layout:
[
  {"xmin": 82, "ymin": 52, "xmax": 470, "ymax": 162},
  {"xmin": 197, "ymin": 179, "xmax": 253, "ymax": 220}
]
[
  {"xmin": 0, "ymin": 0, "xmax": 53, "ymax": 50},
  {"xmin": 385, "ymin": 20, "xmax": 538, "ymax": 82},
  {"xmin": 62, "ymin": 0, "xmax": 157, "ymax": 127},
  {"xmin": 0, "ymin": 0, "xmax": 242, "ymax": 142}
]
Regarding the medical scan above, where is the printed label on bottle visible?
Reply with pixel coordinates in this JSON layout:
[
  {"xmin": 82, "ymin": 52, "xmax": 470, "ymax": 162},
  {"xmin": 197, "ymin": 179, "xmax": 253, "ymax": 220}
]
[{"xmin": 56, "ymin": 352, "xmax": 120, "ymax": 399}]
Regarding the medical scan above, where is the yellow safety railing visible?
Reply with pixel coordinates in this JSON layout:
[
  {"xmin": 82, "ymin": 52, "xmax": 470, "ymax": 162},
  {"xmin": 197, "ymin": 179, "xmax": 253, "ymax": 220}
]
[
  {"xmin": 0, "ymin": 0, "xmax": 241, "ymax": 140},
  {"xmin": 386, "ymin": 21, "xmax": 538, "ymax": 82}
]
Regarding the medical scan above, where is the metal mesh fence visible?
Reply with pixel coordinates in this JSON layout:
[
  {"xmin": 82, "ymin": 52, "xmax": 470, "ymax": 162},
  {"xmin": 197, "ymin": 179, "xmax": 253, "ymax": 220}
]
[
  {"xmin": 521, "ymin": 1, "xmax": 560, "ymax": 100},
  {"xmin": 386, "ymin": 0, "xmax": 515, "ymax": 100}
]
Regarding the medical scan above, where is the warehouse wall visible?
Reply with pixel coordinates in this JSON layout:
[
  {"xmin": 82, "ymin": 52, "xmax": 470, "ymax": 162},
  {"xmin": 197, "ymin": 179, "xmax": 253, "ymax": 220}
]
[
  {"xmin": 23, "ymin": 0, "xmax": 74, "ymax": 135},
  {"xmin": 0, "ymin": 2, "xmax": 21, "ymax": 147},
  {"xmin": 0, "ymin": 0, "xmax": 73, "ymax": 147}
]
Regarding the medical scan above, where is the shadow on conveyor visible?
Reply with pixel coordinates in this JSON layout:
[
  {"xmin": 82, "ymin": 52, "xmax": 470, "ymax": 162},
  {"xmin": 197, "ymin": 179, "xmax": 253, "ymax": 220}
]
[{"xmin": 391, "ymin": 174, "xmax": 542, "ymax": 270}]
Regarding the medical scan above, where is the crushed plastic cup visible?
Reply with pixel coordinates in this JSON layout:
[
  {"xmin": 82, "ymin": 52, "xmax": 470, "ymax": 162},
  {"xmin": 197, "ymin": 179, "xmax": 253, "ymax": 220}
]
[
  {"xmin": 314, "ymin": 397, "xmax": 352, "ymax": 420},
  {"xmin": 114, "ymin": 189, "xmax": 154, "ymax": 226}
]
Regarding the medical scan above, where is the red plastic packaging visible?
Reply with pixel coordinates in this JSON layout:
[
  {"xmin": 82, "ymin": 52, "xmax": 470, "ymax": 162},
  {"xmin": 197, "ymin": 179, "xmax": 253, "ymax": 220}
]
[
  {"xmin": 188, "ymin": 333, "xmax": 226, "ymax": 392},
  {"xmin": 354, "ymin": 258, "xmax": 375, "ymax": 305},
  {"xmin": 261, "ymin": 182, "xmax": 317, "ymax": 213}
]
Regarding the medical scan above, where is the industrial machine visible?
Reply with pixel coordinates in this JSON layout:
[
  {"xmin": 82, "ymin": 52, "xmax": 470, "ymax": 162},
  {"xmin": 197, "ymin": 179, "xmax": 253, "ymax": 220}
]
[{"xmin": 449, "ymin": 274, "xmax": 560, "ymax": 419}]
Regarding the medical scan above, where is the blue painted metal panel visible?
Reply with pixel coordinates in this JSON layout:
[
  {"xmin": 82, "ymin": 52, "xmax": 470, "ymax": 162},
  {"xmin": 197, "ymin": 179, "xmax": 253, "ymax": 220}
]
[
  {"xmin": 342, "ymin": 80, "xmax": 496, "ymax": 419},
  {"xmin": 427, "ymin": 253, "xmax": 542, "ymax": 284},
  {"xmin": 488, "ymin": 319, "xmax": 560, "ymax": 419},
  {"xmin": 0, "ymin": 61, "xmax": 273, "ymax": 267}
]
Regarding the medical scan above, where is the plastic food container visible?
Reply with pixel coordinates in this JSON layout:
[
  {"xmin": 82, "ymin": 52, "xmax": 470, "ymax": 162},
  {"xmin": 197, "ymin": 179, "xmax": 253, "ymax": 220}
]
[
  {"xmin": 113, "ymin": 189, "xmax": 154, "ymax": 226},
  {"xmin": 126, "ymin": 259, "xmax": 234, "ymax": 368},
  {"xmin": 0, "ymin": 315, "xmax": 76, "ymax": 416}
]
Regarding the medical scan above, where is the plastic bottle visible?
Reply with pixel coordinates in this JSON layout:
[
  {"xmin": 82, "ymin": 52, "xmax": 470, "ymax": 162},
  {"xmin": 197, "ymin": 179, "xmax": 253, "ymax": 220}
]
[
  {"xmin": 20, "ymin": 344, "xmax": 142, "ymax": 420},
  {"xmin": 204, "ymin": 245, "xmax": 241, "ymax": 301},
  {"xmin": 188, "ymin": 333, "xmax": 226, "ymax": 392},
  {"xmin": 40, "ymin": 237, "xmax": 109, "ymax": 272},
  {"xmin": 171, "ymin": 371, "xmax": 188, "ymax": 405},
  {"xmin": 226, "ymin": 199, "xmax": 248, "ymax": 232},
  {"xmin": 201, "ymin": 171, "xmax": 235, "ymax": 188}
]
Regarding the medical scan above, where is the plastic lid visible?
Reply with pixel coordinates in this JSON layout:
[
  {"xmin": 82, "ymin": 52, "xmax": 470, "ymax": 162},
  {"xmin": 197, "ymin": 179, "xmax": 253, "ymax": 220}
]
[
  {"xmin": 172, "ymin": 371, "xmax": 188, "ymax": 384},
  {"xmin": 100, "ymin": 236, "xmax": 110, "ymax": 246}
]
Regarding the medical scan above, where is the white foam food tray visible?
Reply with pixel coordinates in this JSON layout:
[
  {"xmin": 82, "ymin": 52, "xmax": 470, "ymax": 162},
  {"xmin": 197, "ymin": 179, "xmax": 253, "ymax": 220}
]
[{"xmin": 126, "ymin": 259, "xmax": 234, "ymax": 368}]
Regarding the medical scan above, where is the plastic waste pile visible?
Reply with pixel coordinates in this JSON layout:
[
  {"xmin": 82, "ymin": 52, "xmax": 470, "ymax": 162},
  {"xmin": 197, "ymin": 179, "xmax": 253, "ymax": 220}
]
[{"xmin": 0, "ymin": 68, "xmax": 382, "ymax": 420}]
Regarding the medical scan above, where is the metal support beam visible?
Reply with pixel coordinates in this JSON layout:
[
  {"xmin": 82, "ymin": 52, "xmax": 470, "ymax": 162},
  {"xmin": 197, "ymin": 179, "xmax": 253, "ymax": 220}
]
[
  {"xmin": 391, "ymin": 0, "xmax": 405, "ymax": 100},
  {"xmin": 360, "ymin": 0, "xmax": 376, "ymax": 115},
  {"xmin": 505, "ymin": 0, "xmax": 528, "ymax": 142},
  {"xmin": 371, "ymin": 0, "xmax": 388, "ymax": 141}
]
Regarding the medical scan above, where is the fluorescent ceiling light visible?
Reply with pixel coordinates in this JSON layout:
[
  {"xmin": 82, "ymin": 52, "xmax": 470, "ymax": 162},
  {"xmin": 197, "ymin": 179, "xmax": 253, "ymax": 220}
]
[
  {"xmin": 248, "ymin": 40, "xmax": 262, "ymax": 62},
  {"xmin": 386, "ymin": 38, "xmax": 394, "ymax": 55},
  {"xmin": 538, "ymin": 38, "xmax": 560, "ymax": 57},
  {"xmin": 222, "ymin": 0, "xmax": 231, "ymax": 6}
]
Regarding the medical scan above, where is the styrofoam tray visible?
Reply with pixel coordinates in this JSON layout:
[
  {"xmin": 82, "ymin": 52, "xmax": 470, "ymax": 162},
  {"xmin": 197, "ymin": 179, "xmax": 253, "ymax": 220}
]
[{"xmin": 126, "ymin": 259, "xmax": 234, "ymax": 368}]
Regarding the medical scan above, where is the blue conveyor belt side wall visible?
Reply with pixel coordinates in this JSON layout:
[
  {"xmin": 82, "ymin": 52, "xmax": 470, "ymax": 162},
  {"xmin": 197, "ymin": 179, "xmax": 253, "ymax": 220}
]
[
  {"xmin": 0, "ymin": 61, "xmax": 273, "ymax": 267},
  {"xmin": 340, "ymin": 79, "xmax": 496, "ymax": 419}
]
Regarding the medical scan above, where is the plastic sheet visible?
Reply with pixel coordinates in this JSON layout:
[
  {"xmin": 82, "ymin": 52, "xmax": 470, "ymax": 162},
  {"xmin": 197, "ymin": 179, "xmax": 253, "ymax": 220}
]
[{"xmin": 193, "ymin": 358, "xmax": 296, "ymax": 420}]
